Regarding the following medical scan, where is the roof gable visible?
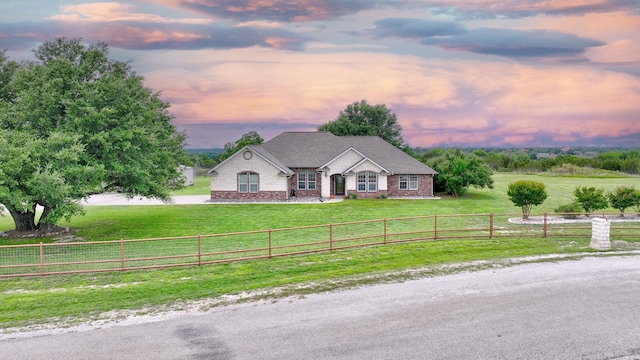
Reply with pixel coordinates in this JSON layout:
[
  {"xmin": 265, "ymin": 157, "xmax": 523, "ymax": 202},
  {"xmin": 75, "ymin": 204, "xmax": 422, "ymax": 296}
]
[
  {"xmin": 207, "ymin": 145, "xmax": 293, "ymax": 176},
  {"xmin": 343, "ymin": 157, "xmax": 389, "ymax": 174}
]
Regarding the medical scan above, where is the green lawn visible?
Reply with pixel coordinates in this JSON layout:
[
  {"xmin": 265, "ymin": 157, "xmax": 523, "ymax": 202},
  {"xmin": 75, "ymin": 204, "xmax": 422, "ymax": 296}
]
[
  {"xmin": 3, "ymin": 173, "xmax": 638, "ymax": 241},
  {"xmin": 0, "ymin": 173, "xmax": 639, "ymax": 330},
  {"xmin": 170, "ymin": 175, "xmax": 211, "ymax": 196}
]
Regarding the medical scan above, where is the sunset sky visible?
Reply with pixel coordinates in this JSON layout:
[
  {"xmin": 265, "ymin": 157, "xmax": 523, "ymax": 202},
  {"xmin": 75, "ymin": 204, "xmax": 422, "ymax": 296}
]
[{"xmin": 1, "ymin": 1, "xmax": 639, "ymax": 148}]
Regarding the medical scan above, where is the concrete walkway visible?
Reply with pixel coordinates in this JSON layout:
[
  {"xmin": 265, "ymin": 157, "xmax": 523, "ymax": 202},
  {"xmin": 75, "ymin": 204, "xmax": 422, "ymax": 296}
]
[
  {"xmin": 81, "ymin": 194, "xmax": 344, "ymax": 206},
  {"xmin": 81, "ymin": 194, "xmax": 212, "ymax": 206}
]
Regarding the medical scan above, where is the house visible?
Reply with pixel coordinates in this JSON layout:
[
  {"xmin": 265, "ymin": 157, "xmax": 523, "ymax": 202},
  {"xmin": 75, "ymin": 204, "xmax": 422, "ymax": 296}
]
[
  {"xmin": 178, "ymin": 165, "xmax": 194, "ymax": 186},
  {"xmin": 207, "ymin": 132, "xmax": 437, "ymax": 201}
]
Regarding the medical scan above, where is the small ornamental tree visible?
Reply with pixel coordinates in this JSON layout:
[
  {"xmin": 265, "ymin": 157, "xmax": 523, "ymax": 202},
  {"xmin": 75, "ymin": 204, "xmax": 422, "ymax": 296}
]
[
  {"xmin": 607, "ymin": 186, "xmax": 639, "ymax": 218},
  {"xmin": 574, "ymin": 186, "xmax": 608, "ymax": 216},
  {"xmin": 507, "ymin": 180, "xmax": 548, "ymax": 219}
]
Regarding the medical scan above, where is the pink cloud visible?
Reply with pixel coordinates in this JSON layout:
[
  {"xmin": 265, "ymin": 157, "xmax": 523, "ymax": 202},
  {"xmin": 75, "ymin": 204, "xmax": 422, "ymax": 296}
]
[
  {"xmin": 140, "ymin": 47, "xmax": 640, "ymax": 147},
  {"xmin": 54, "ymin": 2, "xmax": 211, "ymax": 24}
]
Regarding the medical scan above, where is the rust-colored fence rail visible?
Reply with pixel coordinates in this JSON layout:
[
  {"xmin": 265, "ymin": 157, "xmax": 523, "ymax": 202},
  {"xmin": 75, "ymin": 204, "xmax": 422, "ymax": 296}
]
[{"xmin": 1, "ymin": 212, "xmax": 638, "ymax": 278}]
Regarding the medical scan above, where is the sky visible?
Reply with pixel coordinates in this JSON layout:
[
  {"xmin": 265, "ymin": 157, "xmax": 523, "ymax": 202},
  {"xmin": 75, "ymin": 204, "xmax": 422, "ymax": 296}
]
[{"xmin": 1, "ymin": 1, "xmax": 639, "ymax": 149}]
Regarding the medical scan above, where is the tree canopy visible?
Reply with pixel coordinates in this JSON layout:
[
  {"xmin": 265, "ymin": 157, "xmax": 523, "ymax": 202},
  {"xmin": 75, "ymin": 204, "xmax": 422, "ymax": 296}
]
[
  {"xmin": 0, "ymin": 38, "xmax": 186, "ymax": 232},
  {"xmin": 573, "ymin": 186, "xmax": 608, "ymax": 216},
  {"xmin": 607, "ymin": 186, "xmax": 639, "ymax": 218},
  {"xmin": 216, "ymin": 131, "xmax": 264, "ymax": 163},
  {"xmin": 422, "ymin": 149, "xmax": 494, "ymax": 197},
  {"xmin": 507, "ymin": 180, "xmax": 548, "ymax": 219},
  {"xmin": 318, "ymin": 100, "xmax": 407, "ymax": 150}
]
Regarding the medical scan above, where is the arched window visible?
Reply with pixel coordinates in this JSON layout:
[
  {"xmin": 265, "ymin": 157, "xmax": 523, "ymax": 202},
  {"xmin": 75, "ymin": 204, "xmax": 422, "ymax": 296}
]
[
  {"xmin": 357, "ymin": 171, "xmax": 377, "ymax": 192},
  {"xmin": 238, "ymin": 172, "xmax": 259, "ymax": 193}
]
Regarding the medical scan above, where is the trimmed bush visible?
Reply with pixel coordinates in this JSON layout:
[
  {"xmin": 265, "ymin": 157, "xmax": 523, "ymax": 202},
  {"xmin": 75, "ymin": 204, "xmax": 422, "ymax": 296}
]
[{"xmin": 554, "ymin": 201, "xmax": 582, "ymax": 219}]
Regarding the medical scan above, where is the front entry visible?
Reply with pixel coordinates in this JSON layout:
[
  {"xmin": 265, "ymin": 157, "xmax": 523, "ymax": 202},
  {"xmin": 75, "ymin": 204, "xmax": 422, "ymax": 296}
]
[{"xmin": 332, "ymin": 174, "xmax": 345, "ymax": 196}]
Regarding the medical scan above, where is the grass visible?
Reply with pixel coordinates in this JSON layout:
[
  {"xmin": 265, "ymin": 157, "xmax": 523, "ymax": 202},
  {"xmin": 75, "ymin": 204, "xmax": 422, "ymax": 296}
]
[
  {"xmin": 0, "ymin": 236, "xmax": 599, "ymax": 329},
  {"xmin": 170, "ymin": 175, "xmax": 211, "ymax": 196},
  {"xmin": 0, "ymin": 173, "xmax": 639, "ymax": 330}
]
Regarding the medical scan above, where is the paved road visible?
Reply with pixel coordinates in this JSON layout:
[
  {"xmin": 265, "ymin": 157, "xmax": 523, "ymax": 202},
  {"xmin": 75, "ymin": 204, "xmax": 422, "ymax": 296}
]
[{"xmin": 2, "ymin": 256, "xmax": 640, "ymax": 360}]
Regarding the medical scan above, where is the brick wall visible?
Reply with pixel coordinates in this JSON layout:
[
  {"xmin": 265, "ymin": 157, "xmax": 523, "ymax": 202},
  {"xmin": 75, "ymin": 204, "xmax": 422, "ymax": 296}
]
[
  {"xmin": 386, "ymin": 174, "xmax": 434, "ymax": 197},
  {"xmin": 288, "ymin": 169, "xmax": 322, "ymax": 198}
]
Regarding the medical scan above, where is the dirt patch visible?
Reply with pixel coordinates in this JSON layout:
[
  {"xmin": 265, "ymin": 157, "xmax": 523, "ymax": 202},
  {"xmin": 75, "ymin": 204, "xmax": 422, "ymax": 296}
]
[{"xmin": 0, "ymin": 227, "xmax": 82, "ymax": 243}]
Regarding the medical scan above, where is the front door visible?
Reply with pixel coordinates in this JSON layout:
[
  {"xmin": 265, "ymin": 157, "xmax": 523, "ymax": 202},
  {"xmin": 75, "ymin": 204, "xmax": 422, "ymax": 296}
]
[{"xmin": 333, "ymin": 174, "xmax": 345, "ymax": 196}]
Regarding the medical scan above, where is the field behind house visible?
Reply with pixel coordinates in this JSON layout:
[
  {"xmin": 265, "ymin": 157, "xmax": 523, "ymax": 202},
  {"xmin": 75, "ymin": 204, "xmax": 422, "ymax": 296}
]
[{"xmin": 0, "ymin": 173, "xmax": 639, "ymax": 329}]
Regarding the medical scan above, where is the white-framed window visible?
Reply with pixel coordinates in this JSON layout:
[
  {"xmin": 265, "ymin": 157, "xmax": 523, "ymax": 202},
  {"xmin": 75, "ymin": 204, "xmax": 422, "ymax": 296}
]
[
  {"xmin": 238, "ymin": 172, "xmax": 259, "ymax": 193},
  {"xmin": 297, "ymin": 171, "xmax": 316, "ymax": 190},
  {"xmin": 357, "ymin": 171, "xmax": 377, "ymax": 192},
  {"xmin": 399, "ymin": 174, "xmax": 418, "ymax": 190}
]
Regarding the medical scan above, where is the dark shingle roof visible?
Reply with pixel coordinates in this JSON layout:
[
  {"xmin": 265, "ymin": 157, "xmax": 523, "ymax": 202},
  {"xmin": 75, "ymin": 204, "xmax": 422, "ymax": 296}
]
[
  {"xmin": 341, "ymin": 136, "xmax": 437, "ymax": 175},
  {"xmin": 261, "ymin": 132, "xmax": 436, "ymax": 175},
  {"xmin": 262, "ymin": 132, "xmax": 350, "ymax": 167}
]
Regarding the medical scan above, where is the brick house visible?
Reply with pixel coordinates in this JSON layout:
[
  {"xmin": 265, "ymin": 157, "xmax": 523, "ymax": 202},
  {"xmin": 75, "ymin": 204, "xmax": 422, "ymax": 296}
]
[{"xmin": 207, "ymin": 132, "xmax": 437, "ymax": 201}]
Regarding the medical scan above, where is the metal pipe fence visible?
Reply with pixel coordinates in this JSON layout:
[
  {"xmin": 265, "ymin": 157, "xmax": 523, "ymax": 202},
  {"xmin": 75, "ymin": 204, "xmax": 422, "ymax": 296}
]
[{"xmin": 1, "ymin": 212, "xmax": 638, "ymax": 278}]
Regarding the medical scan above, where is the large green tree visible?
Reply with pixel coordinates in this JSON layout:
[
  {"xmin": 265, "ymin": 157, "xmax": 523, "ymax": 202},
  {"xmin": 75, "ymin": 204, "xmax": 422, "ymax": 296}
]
[
  {"xmin": 0, "ymin": 38, "xmax": 186, "ymax": 232},
  {"xmin": 424, "ymin": 149, "xmax": 494, "ymax": 197},
  {"xmin": 319, "ymin": 100, "xmax": 407, "ymax": 150}
]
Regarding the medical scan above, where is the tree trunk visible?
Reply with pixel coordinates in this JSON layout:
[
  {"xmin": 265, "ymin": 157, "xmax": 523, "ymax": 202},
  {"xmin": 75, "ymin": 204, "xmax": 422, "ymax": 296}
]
[
  {"xmin": 37, "ymin": 205, "xmax": 58, "ymax": 233},
  {"xmin": 9, "ymin": 210, "xmax": 37, "ymax": 232}
]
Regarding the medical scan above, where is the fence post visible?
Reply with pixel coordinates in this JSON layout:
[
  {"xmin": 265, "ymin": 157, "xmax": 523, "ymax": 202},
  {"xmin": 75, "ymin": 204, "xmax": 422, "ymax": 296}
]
[
  {"xmin": 329, "ymin": 223, "xmax": 333, "ymax": 252},
  {"xmin": 543, "ymin": 213, "xmax": 548, "ymax": 238},
  {"xmin": 198, "ymin": 234, "xmax": 202, "ymax": 266},
  {"xmin": 489, "ymin": 213, "xmax": 494, "ymax": 239},
  {"xmin": 268, "ymin": 229, "xmax": 272, "ymax": 258},
  {"xmin": 434, "ymin": 214, "xmax": 438, "ymax": 240},
  {"xmin": 120, "ymin": 238, "xmax": 125, "ymax": 271},
  {"xmin": 39, "ymin": 242, "xmax": 44, "ymax": 276},
  {"xmin": 384, "ymin": 218, "xmax": 387, "ymax": 245}
]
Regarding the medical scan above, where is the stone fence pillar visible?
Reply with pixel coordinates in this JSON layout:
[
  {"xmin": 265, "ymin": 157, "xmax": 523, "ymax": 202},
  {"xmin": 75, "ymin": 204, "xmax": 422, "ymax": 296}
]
[{"xmin": 590, "ymin": 217, "xmax": 611, "ymax": 251}]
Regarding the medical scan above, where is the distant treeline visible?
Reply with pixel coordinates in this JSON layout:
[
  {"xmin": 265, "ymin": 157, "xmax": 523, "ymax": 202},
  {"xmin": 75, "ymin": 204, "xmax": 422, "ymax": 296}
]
[
  {"xmin": 186, "ymin": 147, "xmax": 640, "ymax": 175},
  {"xmin": 417, "ymin": 147, "xmax": 640, "ymax": 175}
]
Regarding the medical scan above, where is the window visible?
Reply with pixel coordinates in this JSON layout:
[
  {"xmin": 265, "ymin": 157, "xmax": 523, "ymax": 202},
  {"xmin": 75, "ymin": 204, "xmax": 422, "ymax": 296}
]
[
  {"xmin": 297, "ymin": 171, "xmax": 316, "ymax": 190},
  {"xmin": 238, "ymin": 172, "xmax": 259, "ymax": 193},
  {"xmin": 399, "ymin": 174, "xmax": 418, "ymax": 190},
  {"xmin": 357, "ymin": 171, "xmax": 377, "ymax": 192}
]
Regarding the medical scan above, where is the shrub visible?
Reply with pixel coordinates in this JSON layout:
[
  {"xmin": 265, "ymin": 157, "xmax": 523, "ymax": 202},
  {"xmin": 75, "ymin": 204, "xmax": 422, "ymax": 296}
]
[
  {"xmin": 574, "ymin": 186, "xmax": 608, "ymax": 216},
  {"xmin": 378, "ymin": 193, "xmax": 387, "ymax": 199},
  {"xmin": 347, "ymin": 193, "xmax": 358, "ymax": 199},
  {"xmin": 554, "ymin": 201, "xmax": 582, "ymax": 219},
  {"xmin": 507, "ymin": 180, "xmax": 548, "ymax": 219}
]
